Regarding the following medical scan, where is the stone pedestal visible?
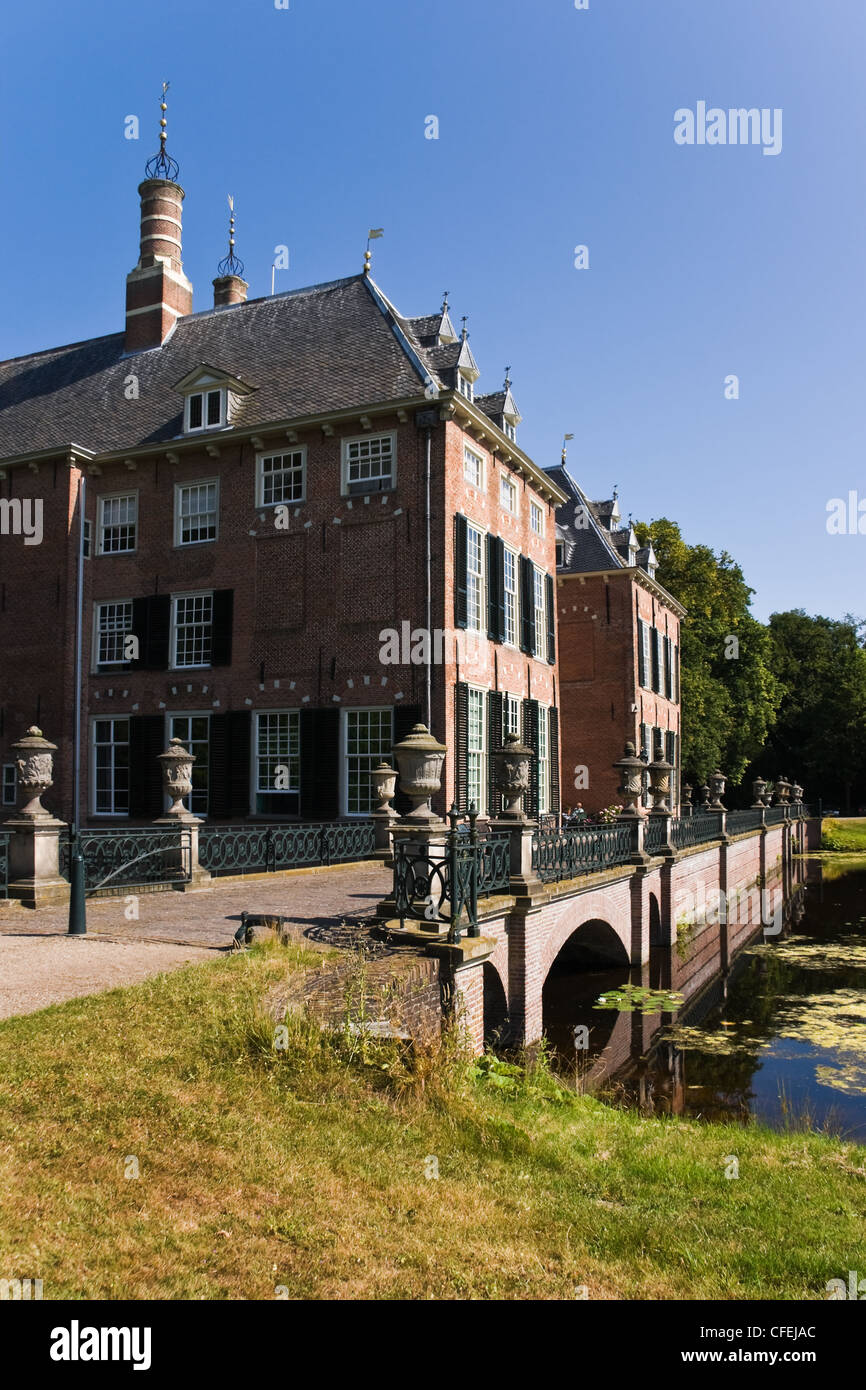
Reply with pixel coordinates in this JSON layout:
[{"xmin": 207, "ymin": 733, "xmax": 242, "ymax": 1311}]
[
  {"xmin": 4, "ymin": 816, "xmax": 70, "ymax": 908},
  {"xmin": 426, "ymin": 935, "xmax": 497, "ymax": 1054},
  {"xmin": 488, "ymin": 816, "xmax": 542, "ymax": 896},
  {"xmin": 152, "ymin": 814, "xmax": 212, "ymax": 892}
]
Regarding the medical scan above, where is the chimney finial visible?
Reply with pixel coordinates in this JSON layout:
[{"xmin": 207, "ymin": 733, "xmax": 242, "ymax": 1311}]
[
  {"xmin": 217, "ymin": 194, "xmax": 245, "ymax": 278},
  {"xmin": 145, "ymin": 81, "xmax": 180, "ymax": 181}
]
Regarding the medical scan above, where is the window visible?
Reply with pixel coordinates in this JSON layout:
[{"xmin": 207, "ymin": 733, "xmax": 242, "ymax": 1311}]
[
  {"xmin": 458, "ymin": 373, "xmax": 474, "ymax": 401},
  {"xmin": 500, "ymin": 473, "xmax": 518, "ymax": 514},
  {"xmin": 533, "ymin": 567, "xmax": 546, "ymax": 658},
  {"xmin": 555, "ymin": 541, "xmax": 564, "ymax": 567},
  {"xmin": 641, "ymin": 622, "xmax": 652, "ymax": 690},
  {"xmin": 176, "ymin": 481, "xmax": 218, "ymax": 546},
  {"xmin": 467, "ymin": 688, "xmax": 486, "ymax": 813},
  {"xmin": 169, "ymin": 714, "xmax": 210, "ymax": 815},
  {"xmin": 2, "ymin": 764, "xmax": 15, "ymax": 807},
  {"xmin": 345, "ymin": 709, "xmax": 393, "ymax": 815},
  {"xmin": 258, "ymin": 450, "xmax": 306, "ymax": 507},
  {"xmin": 530, "ymin": 500, "xmax": 544, "ymax": 536},
  {"xmin": 185, "ymin": 389, "xmax": 225, "ymax": 433},
  {"xmin": 503, "ymin": 421, "xmax": 516, "ymax": 442},
  {"xmin": 95, "ymin": 601, "xmax": 133, "ymax": 667},
  {"xmin": 503, "ymin": 547, "xmax": 518, "ymax": 646},
  {"xmin": 92, "ymin": 718, "xmax": 130, "ymax": 816},
  {"xmin": 466, "ymin": 523, "xmax": 485, "ymax": 632},
  {"xmin": 255, "ymin": 712, "xmax": 300, "ymax": 815},
  {"xmin": 172, "ymin": 593, "xmax": 214, "ymax": 668},
  {"xmin": 343, "ymin": 433, "xmax": 395, "ymax": 494},
  {"xmin": 83, "ymin": 519, "xmax": 91, "ymax": 558},
  {"xmin": 537, "ymin": 704, "xmax": 550, "ymax": 813},
  {"xmin": 98, "ymin": 493, "xmax": 137, "ymax": 554},
  {"xmin": 503, "ymin": 694, "xmax": 521, "ymax": 739},
  {"xmin": 463, "ymin": 445, "xmax": 484, "ymax": 489}
]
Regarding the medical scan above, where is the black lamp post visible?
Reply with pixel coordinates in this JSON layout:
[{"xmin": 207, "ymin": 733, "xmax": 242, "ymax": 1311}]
[{"xmin": 67, "ymin": 472, "xmax": 87, "ymax": 936}]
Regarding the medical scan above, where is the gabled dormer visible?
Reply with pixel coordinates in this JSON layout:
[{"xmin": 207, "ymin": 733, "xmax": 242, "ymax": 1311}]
[
  {"xmin": 455, "ymin": 335, "xmax": 480, "ymax": 402},
  {"xmin": 477, "ymin": 375, "xmax": 522, "ymax": 443},
  {"xmin": 173, "ymin": 364, "xmax": 255, "ymax": 435},
  {"xmin": 408, "ymin": 296, "xmax": 458, "ymax": 348}
]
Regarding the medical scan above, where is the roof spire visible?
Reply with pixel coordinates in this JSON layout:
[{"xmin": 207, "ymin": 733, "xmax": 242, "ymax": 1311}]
[
  {"xmin": 461, "ymin": 315, "xmax": 468, "ymax": 340},
  {"xmin": 217, "ymin": 194, "xmax": 245, "ymax": 278},
  {"xmin": 441, "ymin": 290, "xmax": 449, "ymax": 312},
  {"xmin": 562, "ymin": 432, "xmax": 574, "ymax": 463},
  {"xmin": 504, "ymin": 365, "xmax": 512, "ymax": 389},
  {"xmin": 364, "ymin": 227, "xmax": 384, "ymax": 275},
  {"xmin": 144, "ymin": 81, "xmax": 180, "ymax": 181}
]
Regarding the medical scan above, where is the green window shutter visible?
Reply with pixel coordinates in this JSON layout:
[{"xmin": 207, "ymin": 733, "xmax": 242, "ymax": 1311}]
[
  {"xmin": 637, "ymin": 619, "xmax": 646, "ymax": 688},
  {"xmin": 651, "ymin": 628, "xmax": 661, "ymax": 693},
  {"xmin": 299, "ymin": 708, "xmax": 340, "ymax": 820},
  {"xmin": 548, "ymin": 706, "xmax": 560, "ymax": 814},
  {"xmin": 209, "ymin": 711, "xmax": 251, "ymax": 819},
  {"xmin": 486, "ymin": 534, "xmax": 505, "ymax": 643},
  {"xmin": 392, "ymin": 703, "xmax": 421, "ymax": 817},
  {"xmin": 519, "ymin": 556, "xmax": 535, "ymax": 655},
  {"xmin": 211, "ymin": 590, "xmax": 234, "ymax": 666},
  {"xmin": 131, "ymin": 595, "xmax": 170, "ymax": 671},
  {"xmin": 454, "ymin": 514, "xmax": 468, "ymax": 630}
]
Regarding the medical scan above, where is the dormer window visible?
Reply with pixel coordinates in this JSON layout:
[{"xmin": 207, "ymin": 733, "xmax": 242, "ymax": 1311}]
[
  {"xmin": 458, "ymin": 372, "xmax": 474, "ymax": 402},
  {"xmin": 503, "ymin": 420, "xmax": 516, "ymax": 442},
  {"xmin": 556, "ymin": 541, "xmax": 565, "ymax": 567},
  {"xmin": 186, "ymin": 389, "xmax": 225, "ymax": 433}
]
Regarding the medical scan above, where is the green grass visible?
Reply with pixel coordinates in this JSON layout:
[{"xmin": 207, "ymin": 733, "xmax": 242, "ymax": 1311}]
[
  {"xmin": 0, "ymin": 943, "xmax": 864, "ymax": 1301},
  {"xmin": 821, "ymin": 818, "xmax": 866, "ymax": 852}
]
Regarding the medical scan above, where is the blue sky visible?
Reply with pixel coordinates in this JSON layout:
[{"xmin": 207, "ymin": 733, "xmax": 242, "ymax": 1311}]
[{"xmin": 3, "ymin": 0, "xmax": 862, "ymax": 621}]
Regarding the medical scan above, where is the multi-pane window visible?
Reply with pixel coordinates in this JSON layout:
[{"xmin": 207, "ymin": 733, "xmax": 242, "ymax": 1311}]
[
  {"xmin": 345, "ymin": 709, "xmax": 393, "ymax": 815},
  {"xmin": 503, "ymin": 547, "xmax": 518, "ymax": 646},
  {"xmin": 1, "ymin": 764, "xmax": 16, "ymax": 807},
  {"xmin": 533, "ymin": 567, "xmax": 546, "ymax": 657},
  {"xmin": 95, "ymin": 601, "xmax": 133, "ymax": 667},
  {"xmin": 344, "ymin": 434, "xmax": 395, "ymax": 493},
  {"xmin": 503, "ymin": 421, "xmax": 516, "ymax": 442},
  {"xmin": 467, "ymin": 689, "xmax": 486, "ymax": 814},
  {"xmin": 93, "ymin": 718, "xmax": 130, "ymax": 816},
  {"xmin": 99, "ymin": 494, "xmax": 137, "ymax": 554},
  {"xmin": 256, "ymin": 712, "xmax": 300, "ymax": 810},
  {"xmin": 258, "ymin": 450, "xmax": 306, "ymax": 507},
  {"xmin": 458, "ymin": 373, "xmax": 474, "ymax": 401},
  {"xmin": 172, "ymin": 593, "xmax": 213, "ymax": 668},
  {"xmin": 463, "ymin": 445, "xmax": 484, "ymax": 489},
  {"xmin": 537, "ymin": 705, "xmax": 549, "ymax": 814},
  {"xmin": 500, "ymin": 474, "xmax": 517, "ymax": 514},
  {"xmin": 186, "ymin": 389, "xmax": 224, "ymax": 432},
  {"xmin": 503, "ymin": 694, "xmax": 521, "ymax": 739},
  {"xmin": 641, "ymin": 622, "xmax": 652, "ymax": 690},
  {"xmin": 176, "ymin": 481, "xmax": 218, "ymax": 545},
  {"xmin": 530, "ymin": 500, "xmax": 544, "ymax": 535},
  {"xmin": 169, "ymin": 715, "xmax": 210, "ymax": 815},
  {"xmin": 466, "ymin": 524, "xmax": 485, "ymax": 632},
  {"xmin": 83, "ymin": 519, "xmax": 92, "ymax": 558}
]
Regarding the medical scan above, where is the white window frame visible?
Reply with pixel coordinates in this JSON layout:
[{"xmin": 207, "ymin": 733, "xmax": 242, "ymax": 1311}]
[
  {"xmin": 1, "ymin": 763, "xmax": 16, "ymax": 807},
  {"xmin": 170, "ymin": 591, "xmax": 214, "ymax": 670},
  {"xmin": 175, "ymin": 479, "xmax": 219, "ymax": 547},
  {"xmin": 90, "ymin": 717, "xmax": 130, "ymax": 817},
  {"xmin": 503, "ymin": 420, "xmax": 516, "ymax": 442},
  {"xmin": 463, "ymin": 444, "xmax": 484, "ymax": 490},
  {"xmin": 342, "ymin": 432, "xmax": 396, "ymax": 496},
  {"xmin": 641, "ymin": 622, "xmax": 652, "ymax": 691},
  {"xmin": 458, "ymin": 372, "xmax": 474, "ymax": 402},
  {"xmin": 254, "ymin": 710, "xmax": 301, "ymax": 806},
  {"xmin": 537, "ymin": 703, "xmax": 550, "ymax": 814},
  {"xmin": 503, "ymin": 694, "xmax": 521, "ymax": 740},
  {"xmin": 500, "ymin": 473, "xmax": 518, "ymax": 515},
  {"xmin": 341, "ymin": 707, "xmax": 394, "ymax": 816},
  {"xmin": 466, "ymin": 687, "xmax": 487, "ymax": 815},
  {"xmin": 166, "ymin": 712, "xmax": 211, "ymax": 816},
  {"xmin": 533, "ymin": 566, "xmax": 546, "ymax": 658},
  {"xmin": 256, "ymin": 448, "xmax": 307, "ymax": 508},
  {"xmin": 530, "ymin": 500, "xmax": 544, "ymax": 536},
  {"xmin": 503, "ymin": 546, "xmax": 518, "ymax": 647},
  {"xmin": 184, "ymin": 388, "xmax": 226, "ymax": 434},
  {"xmin": 466, "ymin": 522, "xmax": 486, "ymax": 633},
  {"xmin": 98, "ymin": 491, "xmax": 138, "ymax": 556},
  {"xmin": 93, "ymin": 599, "xmax": 134, "ymax": 670}
]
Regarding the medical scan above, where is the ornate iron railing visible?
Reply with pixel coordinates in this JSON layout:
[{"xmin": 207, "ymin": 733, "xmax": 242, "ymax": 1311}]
[
  {"xmin": 726, "ymin": 809, "xmax": 764, "ymax": 836},
  {"xmin": 532, "ymin": 822, "xmax": 634, "ymax": 884},
  {"xmin": 392, "ymin": 808, "xmax": 510, "ymax": 943},
  {"xmin": 670, "ymin": 812, "xmax": 724, "ymax": 850},
  {"xmin": 764, "ymin": 805, "xmax": 787, "ymax": 825},
  {"xmin": 61, "ymin": 827, "xmax": 193, "ymax": 894},
  {"xmin": 0, "ymin": 832, "xmax": 9, "ymax": 897},
  {"xmin": 198, "ymin": 820, "xmax": 376, "ymax": 876},
  {"xmin": 644, "ymin": 816, "xmax": 670, "ymax": 854}
]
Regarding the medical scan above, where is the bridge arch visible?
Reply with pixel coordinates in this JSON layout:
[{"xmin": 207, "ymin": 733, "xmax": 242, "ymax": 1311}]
[
  {"xmin": 541, "ymin": 918, "xmax": 630, "ymax": 1070},
  {"xmin": 482, "ymin": 961, "xmax": 508, "ymax": 1046}
]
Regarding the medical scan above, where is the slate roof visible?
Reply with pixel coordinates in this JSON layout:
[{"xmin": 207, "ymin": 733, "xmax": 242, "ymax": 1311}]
[
  {"xmin": 0, "ymin": 275, "xmax": 433, "ymax": 462},
  {"xmin": 545, "ymin": 464, "xmax": 628, "ymax": 573},
  {"xmin": 475, "ymin": 390, "xmax": 507, "ymax": 420}
]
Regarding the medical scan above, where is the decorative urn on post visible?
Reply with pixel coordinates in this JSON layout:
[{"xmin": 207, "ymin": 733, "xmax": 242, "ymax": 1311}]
[
  {"xmin": 682, "ymin": 782, "xmax": 693, "ymax": 814},
  {"xmin": 392, "ymin": 723, "xmax": 447, "ymax": 822},
  {"xmin": 157, "ymin": 739, "xmax": 197, "ymax": 819},
  {"xmin": 708, "ymin": 770, "xmax": 727, "ymax": 810},
  {"xmin": 11, "ymin": 727, "xmax": 58, "ymax": 820},
  {"xmin": 697, "ymin": 783, "xmax": 711, "ymax": 811},
  {"xmin": 751, "ymin": 777, "xmax": 767, "ymax": 810},
  {"xmin": 776, "ymin": 775, "xmax": 792, "ymax": 805},
  {"xmin": 370, "ymin": 762, "xmax": 398, "ymax": 816},
  {"xmin": 613, "ymin": 741, "xmax": 646, "ymax": 817},
  {"xmin": 492, "ymin": 733, "xmax": 534, "ymax": 819},
  {"xmin": 792, "ymin": 781, "xmax": 804, "ymax": 805},
  {"xmin": 648, "ymin": 743, "xmax": 674, "ymax": 813}
]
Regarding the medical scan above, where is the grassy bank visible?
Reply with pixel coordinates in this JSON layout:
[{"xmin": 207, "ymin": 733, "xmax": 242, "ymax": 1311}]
[
  {"xmin": 821, "ymin": 818, "xmax": 866, "ymax": 852},
  {"xmin": 0, "ymin": 945, "xmax": 864, "ymax": 1301}
]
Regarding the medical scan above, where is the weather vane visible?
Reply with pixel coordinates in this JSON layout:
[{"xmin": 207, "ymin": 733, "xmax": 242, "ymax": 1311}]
[
  {"xmin": 218, "ymin": 194, "xmax": 245, "ymax": 278},
  {"xmin": 364, "ymin": 228, "xmax": 384, "ymax": 274},
  {"xmin": 562, "ymin": 432, "xmax": 574, "ymax": 462},
  {"xmin": 145, "ymin": 81, "xmax": 179, "ymax": 181}
]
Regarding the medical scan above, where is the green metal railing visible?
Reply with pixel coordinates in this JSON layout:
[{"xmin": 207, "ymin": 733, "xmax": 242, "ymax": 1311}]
[
  {"xmin": 392, "ymin": 807, "xmax": 510, "ymax": 944},
  {"xmin": 532, "ymin": 821, "xmax": 634, "ymax": 883},
  {"xmin": 726, "ymin": 809, "xmax": 765, "ymax": 836},
  {"xmin": 199, "ymin": 821, "xmax": 376, "ymax": 876},
  {"xmin": 671, "ymin": 812, "xmax": 725, "ymax": 849},
  {"xmin": 60, "ymin": 827, "xmax": 193, "ymax": 895}
]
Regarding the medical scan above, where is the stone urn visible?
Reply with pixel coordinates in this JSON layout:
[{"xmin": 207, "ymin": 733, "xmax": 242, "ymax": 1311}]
[
  {"xmin": 648, "ymin": 746, "xmax": 673, "ymax": 813},
  {"xmin": 613, "ymin": 741, "xmax": 645, "ymax": 817},
  {"xmin": 157, "ymin": 739, "xmax": 196, "ymax": 818},
  {"xmin": 370, "ymin": 762, "xmax": 398, "ymax": 815},
  {"xmin": 698, "ymin": 783, "xmax": 711, "ymax": 810},
  {"xmin": 393, "ymin": 723, "xmax": 446, "ymax": 822},
  {"xmin": 682, "ymin": 782, "xmax": 693, "ymax": 809},
  {"xmin": 492, "ymin": 733, "xmax": 534, "ymax": 819},
  {"xmin": 11, "ymin": 727, "xmax": 58, "ymax": 819},
  {"xmin": 751, "ymin": 777, "xmax": 767, "ymax": 810},
  {"xmin": 776, "ymin": 776, "xmax": 792, "ymax": 805},
  {"xmin": 791, "ymin": 781, "xmax": 804, "ymax": 805},
  {"xmin": 708, "ymin": 770, "xmax": 726, "ymax": 810}
]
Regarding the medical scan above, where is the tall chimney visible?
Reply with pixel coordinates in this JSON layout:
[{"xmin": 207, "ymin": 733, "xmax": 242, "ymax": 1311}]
[
  {"xmin": 212, "ymin": 195, "xmax": 248, "ymax": 308},
  {"xmin": 125, "ymin": 85, "xmax": 193, "ymax": 353}
]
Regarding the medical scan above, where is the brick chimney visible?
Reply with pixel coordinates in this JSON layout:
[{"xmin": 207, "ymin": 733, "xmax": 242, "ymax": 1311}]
[
  {"xmin": 125, "ymin": 177, "xmax": 194, "ymax": 352},
  {"xmin": 213, "ymin": 274, "xmax": 248, "ymax": 308}
]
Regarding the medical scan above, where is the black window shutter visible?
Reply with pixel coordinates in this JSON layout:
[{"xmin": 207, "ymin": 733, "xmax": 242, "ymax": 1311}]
[
  {"xmin": 454, "ymin": 514, "xmax": 468, "ymax": 630},
  {"xmin": 519, "ymin": 556, "xmax": 535, "ymax": 655},
  {"xmin": 487, "ymin": 690, "xmax": 503, "ymax": 817},
  {"xmin": 128, "ymin": 715, "xmax": 165, "ymax": 818},
  {"xmin": 392, "ymin": 703, "xmax": 421, "ymax": 816},
  {"xmin": 651, "ymin": 628, "xmax": 661, "ymax": 693},
  {"xmin": 545, "ymin": 573, "xmax": 555, "ymax": 664},
  {"xmin": 298, "ymin": 708, "xmax": 340, "ymax": 819},
  {"xmin": 131, "ymin": 594, "xmax": 170, "ymax": 670},
  {"xmin": 665, "ymin": 729, "xmax": 676, "ymax": 765},
  {"xmin": 209, "ymin": 711, "xmax": 251, "ymax": 818},
  {"xmin": 637, "ymin": 619, "xmax": 646, "ymax": 688},
  {"xmin": 522, "ymin": 698, "xmax": 539, "ymax": 819},
  {"xmin": 549, "ymin": 706, "xmax": 560, "ymax": 814},
  {"xmin": 486, "ymin": 535, "xmax": 505, "ymax": 643},
  {"xmin": 674, "ymin": 644, "xmax": 680, "ymax": 703},
  {"xmin": 455, "ymin": 682, "xmax": 469, "ymax": 813},
  {"xmin": 211, "ymin": 589, "xmax": 233, "ymax": 667}
]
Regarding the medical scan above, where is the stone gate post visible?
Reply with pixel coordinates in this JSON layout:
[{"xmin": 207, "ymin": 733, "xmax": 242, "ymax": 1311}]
[{"xmin": 3, "ymin": 727, "xmax": 70, "ymax": 908}]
